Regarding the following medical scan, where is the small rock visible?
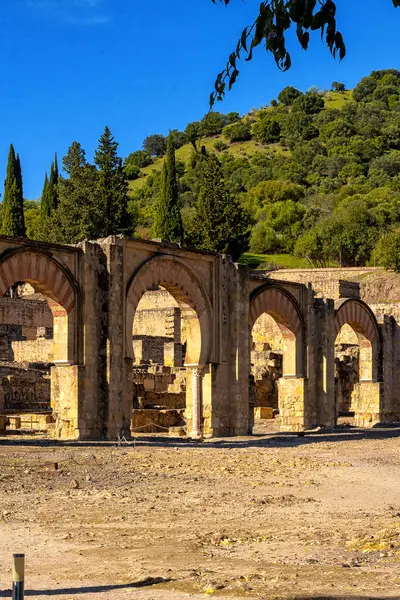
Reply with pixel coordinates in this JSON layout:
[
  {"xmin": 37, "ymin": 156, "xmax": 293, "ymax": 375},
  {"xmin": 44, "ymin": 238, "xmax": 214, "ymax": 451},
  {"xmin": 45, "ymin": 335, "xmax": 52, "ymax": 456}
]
[{"xmin": 70, "ymin": 480, "xmax": 79, "ymax": 489}]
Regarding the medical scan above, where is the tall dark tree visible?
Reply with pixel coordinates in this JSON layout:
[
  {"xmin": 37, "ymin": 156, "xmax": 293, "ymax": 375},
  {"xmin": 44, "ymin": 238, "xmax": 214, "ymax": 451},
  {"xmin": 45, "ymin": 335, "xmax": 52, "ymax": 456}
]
[
  {"xmin": 154, "ymin": 134, "xmax": 183, "ymax": 244},
  {"xmin": 52, "ymin": 141, "xmax": 101, "ymax": 244},
  {"xmin": 94, "ymin": 126, "xmax": 131, "ymax": 237},
  {"xmin": 63, "ymin": 141, "xmax": 86, "ymax": 176},
  {"xmin": 48, "ymin": 154, "xmax": 59, "ymax": 211},
  {"xmin": 39, "ymin": 154, "xmax": 60, "ymax": 241},
  {"xmin": 1, "ymin": 144, "xmax": 26, "ymax": 237},
  {"xmin": 196, "ymin": 153, "xmax": 249, "ymax": 260},
  {"xmin": 40, "ymin": 172, "xmax": 51, "ymax": 218}
]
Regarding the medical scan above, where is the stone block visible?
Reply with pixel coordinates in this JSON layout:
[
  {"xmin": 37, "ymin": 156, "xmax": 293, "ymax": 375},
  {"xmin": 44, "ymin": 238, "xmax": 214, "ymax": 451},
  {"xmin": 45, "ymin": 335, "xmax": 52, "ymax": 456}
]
[
  {"xmin": 8, "ymin": 416, "xmax": 21, "ymax": 429},
  {"xmin": 254, "ymin": 407, "xmax": 275, "ymax": 419}
]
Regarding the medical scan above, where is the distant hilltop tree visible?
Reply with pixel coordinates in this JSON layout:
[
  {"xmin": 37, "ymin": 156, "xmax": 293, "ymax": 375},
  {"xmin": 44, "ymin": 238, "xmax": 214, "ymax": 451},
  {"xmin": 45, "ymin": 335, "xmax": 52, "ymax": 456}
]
[{"xmin": 331, "ymin": 81, "xmax": 346, "ymax": 93}]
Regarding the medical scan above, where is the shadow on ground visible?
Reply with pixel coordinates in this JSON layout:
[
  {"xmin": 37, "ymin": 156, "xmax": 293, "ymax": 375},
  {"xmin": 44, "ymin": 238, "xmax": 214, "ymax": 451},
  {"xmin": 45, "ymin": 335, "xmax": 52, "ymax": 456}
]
[
  {"xmin": 1, "ymin": 425, "xmax": 400, "ymax": 450},
  {"xmin": 0, "ymin": 590, "xmax": 399, "ymax": 599},
  {"xmin": 0, "ymin": 577, "xmax": 172, "ymax": 597}
]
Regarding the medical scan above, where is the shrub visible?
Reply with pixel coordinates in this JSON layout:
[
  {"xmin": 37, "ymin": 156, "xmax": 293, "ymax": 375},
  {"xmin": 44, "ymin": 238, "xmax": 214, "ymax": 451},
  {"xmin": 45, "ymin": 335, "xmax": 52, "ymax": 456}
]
[
  {"xmin": 222, "ymin": 121, "xmax": 252, "ymax": 143},
  {"xmin": 253, "ymin": 118, "xmax": 281, "ymax": 144},
  {"xmin": 292, "ymin": 91, "xmax": 325, "ymax": 115},
  {"xmin": 199, "ymin": 112, "xmax": 228, "ymax": 136},
  {"xmin": 373, "ymin": 228, "xmax": 400, "ymax": 272},
  {"xmin": 214, "ymin": 140, "xmax": 228, "ymax": 152},
  {"xmin": 278, "ymin": 86, "xmax": 303, "ymax": 106},
  {"xmin": 124, "ymin": 163, "xmax": 140, "ymax": 180},
  {"xmin": 125, "ymin": 150, "xmax": 153, "ymax": 169}
]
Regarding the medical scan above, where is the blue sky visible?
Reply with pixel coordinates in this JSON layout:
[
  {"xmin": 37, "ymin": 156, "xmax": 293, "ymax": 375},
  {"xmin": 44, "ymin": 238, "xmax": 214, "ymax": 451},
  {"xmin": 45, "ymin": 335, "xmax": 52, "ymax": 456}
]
[{"xmin": 1, "ymin": 0, "xmax": 399, "ymax": 199}]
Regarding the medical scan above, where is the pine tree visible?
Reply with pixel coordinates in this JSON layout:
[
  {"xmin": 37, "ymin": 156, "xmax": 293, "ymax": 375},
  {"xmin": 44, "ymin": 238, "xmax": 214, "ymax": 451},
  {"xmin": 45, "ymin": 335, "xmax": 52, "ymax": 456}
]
[
  {"xmin": 1, "ymin": 145, "xmax": 26, "ymax": 237},
  {"xmin": 154, "ymin": 133, "xmax": 183, "ymax": 244},
  {"xmin": 196, "ymin": 153, "xmax": 249, "ymax": 260},
  {"xmin": 63, "ymin": 141, "xmax": 86, "ymax": 176},
  {"xmin": 94, "ymin": 126, "xmax": 131, "ymax": 237},
  {"xmin": 52, "ymin": 141, "xmax": 101, "ymax": 244}
]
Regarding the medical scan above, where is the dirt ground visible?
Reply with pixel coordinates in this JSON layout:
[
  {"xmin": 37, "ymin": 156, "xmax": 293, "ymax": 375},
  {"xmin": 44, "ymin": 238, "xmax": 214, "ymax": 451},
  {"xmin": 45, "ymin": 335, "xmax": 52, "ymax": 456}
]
[{"xmin": 1, "ymin": 423, "xmax": 400, "ymax": 600}]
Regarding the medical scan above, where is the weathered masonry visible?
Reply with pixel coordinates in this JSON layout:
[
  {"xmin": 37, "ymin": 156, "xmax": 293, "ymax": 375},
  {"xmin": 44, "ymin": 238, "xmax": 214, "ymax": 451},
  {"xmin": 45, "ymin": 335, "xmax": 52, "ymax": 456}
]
[{"xmin": 0, "ymin": 235, "xmax": 397, "ymax": 439}]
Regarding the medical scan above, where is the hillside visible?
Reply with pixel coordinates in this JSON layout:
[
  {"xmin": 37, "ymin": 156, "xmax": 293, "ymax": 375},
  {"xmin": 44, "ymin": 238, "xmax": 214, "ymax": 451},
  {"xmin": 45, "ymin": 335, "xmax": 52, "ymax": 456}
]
[
  {"xmin": 128, "ymin": 90, "xmax": 352, "ymax": 193},
  {"xmin": 128, "ymin": 70, "xmax": 400, "ymax": 273},
  {"xmin": 26, "ymin": 72, "xmax": 400, "ymax": 272}
]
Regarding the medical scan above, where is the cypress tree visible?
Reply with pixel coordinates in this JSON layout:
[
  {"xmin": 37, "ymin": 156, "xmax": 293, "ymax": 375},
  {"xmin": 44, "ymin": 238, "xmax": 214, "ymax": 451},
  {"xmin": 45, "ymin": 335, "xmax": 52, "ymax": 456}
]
[
  {"xmin": 1, "ymin": 145, "xmax": 26, "ymax": 237},
  {"xmin": 40, "ymin": 172, "xmax": 51, "ymax": 218},
  {"xmin": 94, "ymin": 126, "xmax": 131, "ymax": 237},
  {"xmin": 48, "ymin": 153, "xmax": 59, "ymax": 211},
  {"xmin": 154, "ymin": 133, "xmax": 183, "ymax": 244},
  {"xmin": 196, "ymin": 152, "xmax": 249, "ymax": 260}
]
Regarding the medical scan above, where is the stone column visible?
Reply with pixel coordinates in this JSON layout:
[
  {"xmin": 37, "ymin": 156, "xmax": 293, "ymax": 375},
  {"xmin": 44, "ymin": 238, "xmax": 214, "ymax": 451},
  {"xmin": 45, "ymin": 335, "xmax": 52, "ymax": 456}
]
[{"xmin": 190, "ymin": 366, "xmax": 203, "ymax": 438}]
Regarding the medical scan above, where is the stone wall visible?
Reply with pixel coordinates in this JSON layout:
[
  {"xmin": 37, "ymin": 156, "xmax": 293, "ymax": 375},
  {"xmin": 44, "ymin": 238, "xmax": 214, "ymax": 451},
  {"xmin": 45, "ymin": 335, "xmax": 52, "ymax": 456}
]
[
  {"xmin": 133, "ymin": 290, "xmax": 184, "ymax": 366},
  {"xmin": 11, "ymin": 339, "xmax": 53, "ymax": 363},
  {"xmin": 268, "ymin": 271, "xmax": 363, "ymax": 300},
  {"xmin": 0, "ymin": 365, "xmax": 50, "ymax": 412},
  {"xmin": 131, "ymin": 365, "xmax": 187, "ymax": 432},
  {"xmin": 0, "ymin": 296, "xmax": 53, "ymax": 327}
]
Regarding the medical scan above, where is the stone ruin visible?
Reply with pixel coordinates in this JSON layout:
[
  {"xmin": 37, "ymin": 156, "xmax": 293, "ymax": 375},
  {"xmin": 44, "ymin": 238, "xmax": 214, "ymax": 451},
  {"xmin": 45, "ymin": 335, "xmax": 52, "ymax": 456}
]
[{"xmin": 0, "ymin": 236, "xmax": 399, "ymax": 439}]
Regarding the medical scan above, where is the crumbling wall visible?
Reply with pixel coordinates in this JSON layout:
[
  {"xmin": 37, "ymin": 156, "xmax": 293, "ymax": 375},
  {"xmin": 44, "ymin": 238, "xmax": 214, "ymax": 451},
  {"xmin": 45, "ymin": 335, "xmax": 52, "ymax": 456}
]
[
  {"xmin": 133, "ymin": 290, "xmax": 183, "ymax": 366},
  {"xmin": 269, "ymin": 267, "xmax": 382, "ymax": 299},
  {"xmin": 251, "ymin": 314, "xmax": 284, "ymax": 415},
  {"xmin": 335, "ymin": 345, "xmax": 359, "ymax": 413},
  {"xmin": 0, "ymin": 296, "xmax": 53, "ymax": 328},
  {"xmin": 1, "ymin": 366, "xmax": 50, "ymax": 411},
  {"xmin": 132, "ymin": 366, "xmax": 186, "ymax": 409}
]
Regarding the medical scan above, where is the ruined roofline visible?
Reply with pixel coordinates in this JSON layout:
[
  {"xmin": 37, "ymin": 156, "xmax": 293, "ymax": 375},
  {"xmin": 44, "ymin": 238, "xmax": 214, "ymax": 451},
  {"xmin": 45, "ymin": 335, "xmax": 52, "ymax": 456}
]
[
  {"xmin": 248, "ymin": 270, "xmax": 308, "ymax": 290},
  {"xmin": 0, "ymin": 234, "xmax": 82, "ymax": 255},
  {"xmin": 93, "ymin": 234, "xmax": 221, "ymax": 259}
]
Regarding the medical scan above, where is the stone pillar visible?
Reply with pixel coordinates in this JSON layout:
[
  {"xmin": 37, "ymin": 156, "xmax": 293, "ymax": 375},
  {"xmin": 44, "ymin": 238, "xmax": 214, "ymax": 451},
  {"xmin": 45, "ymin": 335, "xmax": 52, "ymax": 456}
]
[
  {"xmin": 99, "ymin": 237, "xmax": 132, "ymax": 440},
  {"xmin": 316, "ymin": 298, "xmax": 336, "ymax": 428},
  {"xmin": 278, "ymin": 376, "xmax": 307, "ymax": 432},
  {"xmin": 352, "ymin": 381, "xmax": 383, "ymax": 427},
  {"xmin": 227, "ymin": 262, "xmax": 250, "ymax": 436},
  {"xmin": 189, "ymin": 366, "xmax": 203, "ymax": 438},
  {"xmin": 51, "ymin": 364, "xmax": 84, "ymax": 439},
  {"xmin": 381, "ymin": 315, "xmax": 396, "ymax": 421}
]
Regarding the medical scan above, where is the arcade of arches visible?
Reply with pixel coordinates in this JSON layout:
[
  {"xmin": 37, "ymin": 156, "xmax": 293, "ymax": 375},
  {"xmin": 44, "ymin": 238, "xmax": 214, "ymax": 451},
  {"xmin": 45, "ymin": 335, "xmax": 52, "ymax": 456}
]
[{"xmin": 0, "ymin": 235, "xmax": 398, "ymax": 440}]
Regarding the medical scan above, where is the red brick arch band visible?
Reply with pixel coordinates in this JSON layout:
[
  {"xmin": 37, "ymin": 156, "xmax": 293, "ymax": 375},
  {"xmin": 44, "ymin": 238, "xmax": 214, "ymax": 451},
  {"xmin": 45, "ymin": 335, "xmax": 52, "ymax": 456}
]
[
  {"xmin": 250, "ymin": 287, "xmax": 303, "ymax": 337},
  {"xmin": 0, "ymin": 251, "xmax": 75, "ymax": 314},
  {"xmin": 334, "ymin": 300, "xmax": 377, "ymax": 342}
]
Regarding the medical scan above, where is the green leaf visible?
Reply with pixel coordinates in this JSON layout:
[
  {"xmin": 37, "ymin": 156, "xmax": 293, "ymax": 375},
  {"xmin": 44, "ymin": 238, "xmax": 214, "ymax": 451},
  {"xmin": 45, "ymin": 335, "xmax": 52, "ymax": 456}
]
[{"xmin": 241, "ymin": 27, "xmax": 249, "ymax": 53}]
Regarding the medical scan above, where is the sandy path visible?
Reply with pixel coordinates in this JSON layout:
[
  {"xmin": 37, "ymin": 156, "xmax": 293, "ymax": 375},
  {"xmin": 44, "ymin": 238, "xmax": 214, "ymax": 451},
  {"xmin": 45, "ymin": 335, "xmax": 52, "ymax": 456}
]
[{"xmin": 1, "ymin": 427, "xmax": 400, "ymax": 599}]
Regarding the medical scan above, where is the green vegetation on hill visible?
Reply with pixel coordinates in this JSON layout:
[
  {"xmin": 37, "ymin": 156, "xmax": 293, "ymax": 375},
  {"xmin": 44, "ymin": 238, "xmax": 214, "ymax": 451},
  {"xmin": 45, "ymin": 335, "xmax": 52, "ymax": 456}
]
[
  {"xmin": 6, "ymin": 72, "xmax": 400, "ymax": 273},
  {"xmin": 128, "ymin": 72, "xmax": 400, "ymax": 269}
]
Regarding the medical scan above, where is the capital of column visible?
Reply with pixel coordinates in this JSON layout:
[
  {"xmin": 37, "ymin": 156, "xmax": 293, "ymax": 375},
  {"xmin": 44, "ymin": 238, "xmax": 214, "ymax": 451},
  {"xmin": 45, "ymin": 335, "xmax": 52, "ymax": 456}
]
[{"xmin": 185, "ymin": 364, "xmax": 205, "ymax": 377}]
